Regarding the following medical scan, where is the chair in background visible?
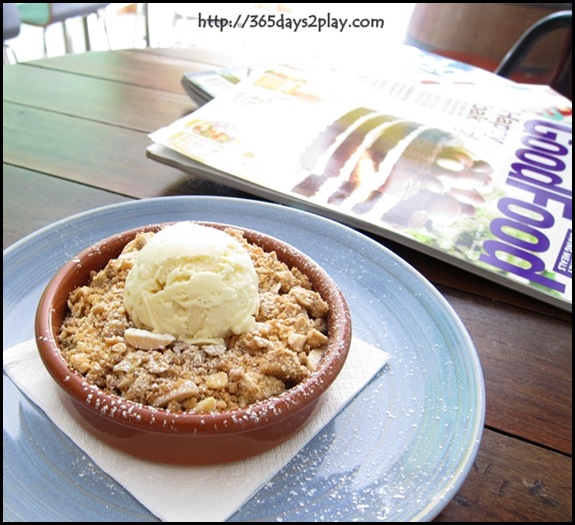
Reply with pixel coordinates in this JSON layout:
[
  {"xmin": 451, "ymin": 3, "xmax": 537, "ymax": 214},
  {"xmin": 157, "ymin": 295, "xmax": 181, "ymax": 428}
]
[
  {"xmin": 3, "ymin": 3, "xmax": 21, "ymax": 64},
  {"xmin": 405, "ymin": 4, "xmax": 572, "ymax": 99},
  {"xmin": 138, "ymin": 3, "xmax": 150, "ymax": 48},
  {"xmin": 17, "ymin": 3, "xmax": 111, "ymax": 56},
  {"xmin": 495, "ymin": 10, "xmax": 572, "ymax": 100}
]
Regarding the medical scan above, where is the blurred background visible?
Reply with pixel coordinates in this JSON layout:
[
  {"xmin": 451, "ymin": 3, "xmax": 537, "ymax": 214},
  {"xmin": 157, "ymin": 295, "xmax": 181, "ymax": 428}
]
[
  {"xmin": 3, "ymin": 3, "xmax": 571, "ymax": 98},
  {"xmin": 5, "ymin": 3, "xmax": 416, "ymax": 61}
]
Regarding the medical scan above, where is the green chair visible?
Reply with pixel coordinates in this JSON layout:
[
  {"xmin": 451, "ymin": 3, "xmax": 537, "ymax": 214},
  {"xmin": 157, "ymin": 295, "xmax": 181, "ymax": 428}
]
[{"xmin": 17, "ymin": 3, "xmax": 110, "ymax": 55}]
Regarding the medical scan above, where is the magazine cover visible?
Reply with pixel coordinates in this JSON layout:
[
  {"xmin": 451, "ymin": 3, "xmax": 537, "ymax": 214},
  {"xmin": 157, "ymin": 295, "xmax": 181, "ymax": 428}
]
[{"xmin": 149, "ymin": 59, "xmax": 572, "ymax": 312}]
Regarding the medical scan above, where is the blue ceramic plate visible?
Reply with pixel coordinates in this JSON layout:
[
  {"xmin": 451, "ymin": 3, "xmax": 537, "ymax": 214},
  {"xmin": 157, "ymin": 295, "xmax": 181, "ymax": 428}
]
[{"xmin": 3, "ymin": 196, "xmax": 484, "ymax": 522}]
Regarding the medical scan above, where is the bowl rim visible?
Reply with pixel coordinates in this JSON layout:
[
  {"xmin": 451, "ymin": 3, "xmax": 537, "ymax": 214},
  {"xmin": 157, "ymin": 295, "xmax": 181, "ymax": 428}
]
[{"xmin": 35, "ymin": 221, "xmax": 352, "ymax": 435}]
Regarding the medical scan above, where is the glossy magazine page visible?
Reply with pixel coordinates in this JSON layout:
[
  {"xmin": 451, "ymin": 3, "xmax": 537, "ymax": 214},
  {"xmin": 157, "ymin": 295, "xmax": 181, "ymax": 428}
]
[{"xmin": 149, "ymin": 50, "xmax": 572, "ymax": 312}]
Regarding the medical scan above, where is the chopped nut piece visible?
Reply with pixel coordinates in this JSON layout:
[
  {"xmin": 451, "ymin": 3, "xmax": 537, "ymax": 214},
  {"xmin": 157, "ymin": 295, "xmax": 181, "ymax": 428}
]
[
  {"xmin": 306, "ymin": 348, "xmax": 324, "ymax": 371},
  {"xmin": 124, "ymin": 328, "xmax": 175, "ymax": 350},
  {"xmin": 193, "ymin": 396, "xmax": 217, "ymax": 412},
  {"xmin": 306, "ymin": 328, "xmax": 329, "ymax": 348},
  {"xmin": 203, "ymin": 344, "xmax": 227, "ymax": 356},
  {"xmin": 206, "ymin": 371, "xmax": 228, "ymax": 390},
  {"xmin": 153, "ymin": 380, "xmax": 199, "ymax": 408},
  {"xmin": 287, "ymin": 332, "xmax": 307, "ymax": 352}
]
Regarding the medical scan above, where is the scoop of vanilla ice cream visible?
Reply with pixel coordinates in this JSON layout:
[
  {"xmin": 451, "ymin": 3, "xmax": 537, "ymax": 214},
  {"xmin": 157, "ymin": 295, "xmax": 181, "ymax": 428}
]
[{"xmin": 124, "ymin": 222, "xmax": 259, "ymax": 345}]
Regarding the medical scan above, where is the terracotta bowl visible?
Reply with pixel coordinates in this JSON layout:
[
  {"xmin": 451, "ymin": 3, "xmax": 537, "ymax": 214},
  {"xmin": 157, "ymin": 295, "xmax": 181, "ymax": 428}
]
[{"xmin": 35, "ymin": 222, "xmax": 352, "ymax": 465}]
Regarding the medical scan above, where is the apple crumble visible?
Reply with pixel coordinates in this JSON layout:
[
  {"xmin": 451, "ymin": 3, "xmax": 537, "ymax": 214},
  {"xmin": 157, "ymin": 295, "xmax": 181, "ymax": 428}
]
[{"xmin": 58, "ymin": 227, "xmax": 330, "ymax": 413}]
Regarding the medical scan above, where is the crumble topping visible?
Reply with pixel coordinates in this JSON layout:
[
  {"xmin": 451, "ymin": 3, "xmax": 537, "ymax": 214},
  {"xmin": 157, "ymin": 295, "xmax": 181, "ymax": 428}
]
[{"xmin": 58, "ymin": 227, "xmax": 329, "ymax": 413}]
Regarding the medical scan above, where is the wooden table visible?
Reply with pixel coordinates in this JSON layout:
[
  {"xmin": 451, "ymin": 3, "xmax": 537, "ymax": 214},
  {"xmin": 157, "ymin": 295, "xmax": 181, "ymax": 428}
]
[{"xmin": 3, "ymin": 47, "xmax": 572, "ymax": 522}]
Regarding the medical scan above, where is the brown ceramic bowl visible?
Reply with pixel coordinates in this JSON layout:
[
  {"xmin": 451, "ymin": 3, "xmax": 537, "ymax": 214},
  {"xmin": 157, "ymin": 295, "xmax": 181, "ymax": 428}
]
[{"xmin": 35, "ymin": 222, "xmax": 352, "ymax": 465}]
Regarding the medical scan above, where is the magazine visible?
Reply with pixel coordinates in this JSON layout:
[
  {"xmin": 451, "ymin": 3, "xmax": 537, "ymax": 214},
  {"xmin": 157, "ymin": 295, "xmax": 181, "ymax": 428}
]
[
  {"xmin": 148, "ymin": 54, "xmax": 572, "ymax": 312},
  {"xmin": 181, "ymin": 68, "xmax": 243, "ymax": 107},
  {"xmin": 179, "ymin": 46, "xmax": 510, "ymax": 106}
]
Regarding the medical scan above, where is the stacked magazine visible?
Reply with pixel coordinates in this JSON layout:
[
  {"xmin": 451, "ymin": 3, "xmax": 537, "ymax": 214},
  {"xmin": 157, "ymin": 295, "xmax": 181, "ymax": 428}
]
[
  {"xmin": 181, "ymin": 68, "xmax": 243, "ymax": 107},
  {"xmin": 148, "ymin": 47, "xmax": 572, "ymax": 312}
]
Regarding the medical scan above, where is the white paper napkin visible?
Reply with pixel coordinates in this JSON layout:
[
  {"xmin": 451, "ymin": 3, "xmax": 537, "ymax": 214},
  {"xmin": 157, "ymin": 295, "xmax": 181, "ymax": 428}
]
[{"xmin": 4, "ymin": 338, "xmax": 389, "ymax": 522}]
